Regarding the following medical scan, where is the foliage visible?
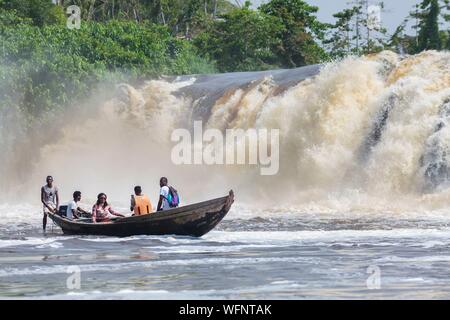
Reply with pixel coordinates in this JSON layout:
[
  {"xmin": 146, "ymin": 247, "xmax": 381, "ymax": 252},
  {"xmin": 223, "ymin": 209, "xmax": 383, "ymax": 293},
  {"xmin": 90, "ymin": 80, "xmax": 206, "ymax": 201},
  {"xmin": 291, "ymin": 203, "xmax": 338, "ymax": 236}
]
[
  {"xmin": 325, "ymin": 7, "xmax": 359, "ymax": 59},
  {"xmin": 194, "ymin": 4, "xmax": 283, "ymax": 72},
  {"xmin": 63, "ymin": 0, "xmax": 235, "ymax": 37},
  {"xmin": 417, "ymin": 0, "xmax": 442, "ymax": 51},
  {"xmin": 326, "ymin": 1, "xmax": 388, "ymax": 58},
  {"xmin": 1, "ymin": 0, "xmax": 65, "ymax": 26},
  {"xmin": 259, "ymin": 0, "xmax": 329, "ymax": 67},
  {"xmin": 0, "ymin": 18, "xmax": 216, "ymax": 125},
  {"xmin": 391, "ymin": 0, "xmax": 449, "ymax": 54}
]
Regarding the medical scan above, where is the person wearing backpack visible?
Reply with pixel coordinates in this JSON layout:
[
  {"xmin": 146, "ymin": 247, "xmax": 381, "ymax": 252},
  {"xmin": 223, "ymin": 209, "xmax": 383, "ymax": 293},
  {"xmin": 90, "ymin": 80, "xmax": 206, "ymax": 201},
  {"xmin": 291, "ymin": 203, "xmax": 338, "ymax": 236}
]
[{"xmin": 157, "ymin": 177, "xmax": 180, "ymax": 211}]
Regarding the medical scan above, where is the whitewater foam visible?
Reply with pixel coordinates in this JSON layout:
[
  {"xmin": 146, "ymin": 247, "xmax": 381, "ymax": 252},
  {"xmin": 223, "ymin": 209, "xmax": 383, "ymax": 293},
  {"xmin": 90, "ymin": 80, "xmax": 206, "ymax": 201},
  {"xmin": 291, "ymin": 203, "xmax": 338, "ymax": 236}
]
[{"xmin": 1, "ymin": 51, "xmax": 450, "ymax": 215}]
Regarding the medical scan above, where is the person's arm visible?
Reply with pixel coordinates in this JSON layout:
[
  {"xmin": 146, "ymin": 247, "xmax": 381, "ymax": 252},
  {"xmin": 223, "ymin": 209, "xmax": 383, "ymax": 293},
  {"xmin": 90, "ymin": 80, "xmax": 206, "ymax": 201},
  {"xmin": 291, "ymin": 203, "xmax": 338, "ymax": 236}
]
[
  {"xmin": 40, "ymin": 187, "xmax": 46, "ymax": 207},
  {"xmin": 157, "ymin": 195, "xmax": 163, "ymax": 211},
  {"xmin": 77, "ymin": 207, "xmax": 90, "ymax": 215},
  {"xmin": 130, "ymin": 195, "xmax": 135, "ymax": 212},
  {"xmin": 109, "ymin": 207, "xmax": 125, "ymax": 217},
  {"xmin": 41, "ymin": 187, "xmax": 55, "ymax": 213},
  {"xmin": 71, "ymin": 208, "xmax": 79, "ymax": 219},
  {"xmin": 55, "ymin": 189, "xmax": 60, "ymax": 210},
  {"xmin": 92, "ymin": 206, "xmax": 97, "ymax": 223}
]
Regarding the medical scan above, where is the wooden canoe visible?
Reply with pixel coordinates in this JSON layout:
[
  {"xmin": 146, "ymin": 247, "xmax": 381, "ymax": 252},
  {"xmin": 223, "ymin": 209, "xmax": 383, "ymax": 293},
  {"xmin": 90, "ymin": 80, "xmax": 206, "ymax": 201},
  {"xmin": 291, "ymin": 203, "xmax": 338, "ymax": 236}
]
[{"xmin": 47, "ymin": 190, "xmax": 234, "ymax": 237}]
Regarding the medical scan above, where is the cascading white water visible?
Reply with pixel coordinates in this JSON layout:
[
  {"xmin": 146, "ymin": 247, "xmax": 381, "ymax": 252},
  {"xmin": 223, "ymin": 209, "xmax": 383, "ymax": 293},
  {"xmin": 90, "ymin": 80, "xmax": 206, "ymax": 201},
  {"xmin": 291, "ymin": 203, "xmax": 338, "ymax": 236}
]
[{"xmin": 1, "ymin": 50, "xmax": 450, "ymax": 214}]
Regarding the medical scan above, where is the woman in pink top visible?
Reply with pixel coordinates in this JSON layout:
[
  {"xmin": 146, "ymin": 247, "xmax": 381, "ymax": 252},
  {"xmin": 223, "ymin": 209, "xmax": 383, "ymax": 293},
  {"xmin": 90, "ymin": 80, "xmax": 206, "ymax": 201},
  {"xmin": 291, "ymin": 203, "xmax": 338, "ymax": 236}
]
[{"xmin": 92, "ymin": 193, "xmax": 125, "ymax": 223}]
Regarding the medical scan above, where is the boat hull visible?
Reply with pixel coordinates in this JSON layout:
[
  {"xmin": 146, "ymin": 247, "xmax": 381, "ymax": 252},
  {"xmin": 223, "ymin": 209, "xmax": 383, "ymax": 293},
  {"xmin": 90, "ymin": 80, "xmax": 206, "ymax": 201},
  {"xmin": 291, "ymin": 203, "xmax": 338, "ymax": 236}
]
[{"xmin": 48, "ymin": 190, "xmax": 234, "ymax": 237}]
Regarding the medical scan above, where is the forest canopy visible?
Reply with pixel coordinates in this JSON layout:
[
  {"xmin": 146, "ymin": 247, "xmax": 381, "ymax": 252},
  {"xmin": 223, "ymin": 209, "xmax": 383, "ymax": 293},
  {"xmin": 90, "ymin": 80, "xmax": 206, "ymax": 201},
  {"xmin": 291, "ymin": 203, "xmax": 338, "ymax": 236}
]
[{"xmin": 0, "ymin": 0, "xmax": 449, "ymax": 126}]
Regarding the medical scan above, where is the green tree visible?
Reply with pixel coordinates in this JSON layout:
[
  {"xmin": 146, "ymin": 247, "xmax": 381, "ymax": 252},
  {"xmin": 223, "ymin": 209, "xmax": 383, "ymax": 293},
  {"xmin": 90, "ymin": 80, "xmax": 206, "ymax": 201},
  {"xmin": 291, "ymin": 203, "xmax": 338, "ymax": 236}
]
[
  {"xmin": 389, "ymin": 0, "xmax": 449, "ymax": 54},
  {"xmin": 194, "ymin": 3, "xmax": 283, "ymax": 72},
  {"xmin": 388, "ymin": 21, "xmax": 417, "ymax": 55},
  {"xmin": 325, "ymin": 7, "xmax": 359, "ymax": 59},
  {"xmin": 1, "ymin": 0, "xmax": 65, "ymax": 26},
  {"xmin": 338, "ymin": 1, "xmax": 387, "ymax": 55},
  {"xmin": 0, "ymin": 19, "xmax": 216, "ymax": 122},
  {"xmin": 144, "ymin": 0, "xmax": 236, "ymax": 36},
  {"xmin": 417, "ymin": 0, "xmax": 441, "ymax": 51},
  {"xmin": 259, "ymin": 0, "xmax": 328, "ymax": 67},
  {"xmin": 444, "ymin": 1, "xmax": 450, "ymax": 49},
  {"xmin": 60, "ymin": 0, "xmax": 236, "ymax": 37}
]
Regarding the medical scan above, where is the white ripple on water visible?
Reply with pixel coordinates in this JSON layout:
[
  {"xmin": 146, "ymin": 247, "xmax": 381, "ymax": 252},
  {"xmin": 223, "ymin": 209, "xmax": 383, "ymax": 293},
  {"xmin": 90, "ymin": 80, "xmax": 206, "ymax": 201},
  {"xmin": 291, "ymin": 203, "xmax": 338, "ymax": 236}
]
[
  {"xmin": 0, "ymin": 256, "xmax": 309, "ymax": 278},
  {"xmin": 202, "ymin": 229, "xmax": 450, "ymax": 244},
  {"xmin": 374, "ymin": 255, "xmax": 450, "ymax": 263},
  {"xmin": 0, "ymin": 237, "xmax": 68, "ymax": 249},
  {"xmin": 4, "ymin": 282, "xmax": 307, "ymax": 300},
  {"xmin": 6, "ymin": 289, "xmax": 212, "ymax": 300},
  {"xmin": 78, "ymin": 235, "xmax": 191, "ymax": 243},
  {"xmin": 143, "ymin": 244, "xmax": 285, "ymax": 254},
  {"xmin": 2, "ymin": 228, "xmax": 450, "ymax": 250}
]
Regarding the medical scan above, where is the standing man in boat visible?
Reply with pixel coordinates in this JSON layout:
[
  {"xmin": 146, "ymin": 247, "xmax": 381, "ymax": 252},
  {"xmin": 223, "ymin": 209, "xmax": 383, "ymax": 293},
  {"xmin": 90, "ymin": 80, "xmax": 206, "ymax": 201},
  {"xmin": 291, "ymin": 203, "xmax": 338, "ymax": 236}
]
[
  {"xmin": 130, "ymin": 186, "xmax": 153, "ymax": 216},
  {"xmin": 157, "ymin": 177, "xmax": 170, "ymax": 211},
  {"xmin": 40, "ymin": 175, "xmax": 59, "ymax": 232}
]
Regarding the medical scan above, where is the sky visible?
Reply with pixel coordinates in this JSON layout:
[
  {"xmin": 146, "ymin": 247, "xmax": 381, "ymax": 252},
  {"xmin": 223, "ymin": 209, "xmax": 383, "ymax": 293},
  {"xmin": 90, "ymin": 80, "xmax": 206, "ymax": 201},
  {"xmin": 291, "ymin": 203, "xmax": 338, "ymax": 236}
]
[{"xmin": 247, "ymin": 0, "xmax": 424, "ymax": 35}]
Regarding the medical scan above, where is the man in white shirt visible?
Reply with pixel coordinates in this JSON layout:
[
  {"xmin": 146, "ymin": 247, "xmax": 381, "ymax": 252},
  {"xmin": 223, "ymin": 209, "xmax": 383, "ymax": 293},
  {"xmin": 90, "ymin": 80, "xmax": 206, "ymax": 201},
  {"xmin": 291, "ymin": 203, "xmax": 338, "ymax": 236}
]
[
  {"xmin": 41, "ymin": 175, "xmax": 59, "ymax": 232},
  {"xmin": 157, "ymin": 177, "xmax": 171, "ymax": 211},
  {"xmin": 67, "ymin": 191, "xmax": 89, "ymax": 219}
]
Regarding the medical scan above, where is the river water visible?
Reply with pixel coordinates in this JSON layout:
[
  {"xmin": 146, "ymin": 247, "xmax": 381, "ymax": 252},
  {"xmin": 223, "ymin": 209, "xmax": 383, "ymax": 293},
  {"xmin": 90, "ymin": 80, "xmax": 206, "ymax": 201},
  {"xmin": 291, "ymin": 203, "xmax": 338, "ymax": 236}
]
[{"xmin": 2, "ymin": 202, "xmax": 450, "ymax": 299}]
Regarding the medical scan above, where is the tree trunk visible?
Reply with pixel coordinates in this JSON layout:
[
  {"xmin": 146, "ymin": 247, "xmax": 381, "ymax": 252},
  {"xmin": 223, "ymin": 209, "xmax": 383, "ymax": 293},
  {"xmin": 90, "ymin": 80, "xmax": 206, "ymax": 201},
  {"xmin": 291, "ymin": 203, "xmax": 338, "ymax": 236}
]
[
  {"xmin": 213, "ymin": 0, "xmax": 218, "ymax": 18},
  {"xmin": 87, "ymin": 0, "xmax": 96, "ymax": 21},
  {"xmin": 157, "ymin": 1, "xmax": 166, "ymax": 25}
]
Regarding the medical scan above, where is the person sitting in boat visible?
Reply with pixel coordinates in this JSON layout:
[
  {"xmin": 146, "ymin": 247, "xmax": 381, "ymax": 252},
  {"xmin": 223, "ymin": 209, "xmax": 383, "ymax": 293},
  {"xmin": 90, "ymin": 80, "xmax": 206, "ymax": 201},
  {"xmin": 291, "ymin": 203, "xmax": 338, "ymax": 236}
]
[
  {"xmin": 130, "ymin": 186, "xmax": 153, "ymax": 216},
  {"xmin": 157, "ymin": 177, "xmax": 179, "ymax": 211},
  {"xmin": 67, "ymin": 191, "xmax": 90, "ymax": 220},
  {"xmin": 92, "ymin": 193, "xmax": 125, "ymax": 223},
  {"xmin": 41, "ymin": 175, "xmax": 59, "ymax": 232}
]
